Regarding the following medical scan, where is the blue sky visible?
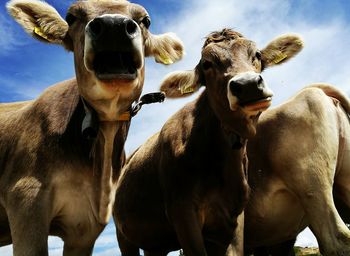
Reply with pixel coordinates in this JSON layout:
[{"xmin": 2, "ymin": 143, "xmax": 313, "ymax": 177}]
[{"xmin": 1, "ymin": 0, "xmax": 350, "ymax": 255}]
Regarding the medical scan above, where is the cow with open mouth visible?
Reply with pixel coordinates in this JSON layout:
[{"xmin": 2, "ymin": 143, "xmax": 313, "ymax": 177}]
[
  {"xmin": 0, "ymin": 0, "xmax": 184, "ymax": 255},
  {"xmin": 113, "ymin": 29, "xmax": 303, "ymax": 256}
]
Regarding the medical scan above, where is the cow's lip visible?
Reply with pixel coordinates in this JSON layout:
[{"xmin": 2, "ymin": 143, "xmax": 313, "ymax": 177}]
[
  {"xmin": 93, "ymin": 51, "xmax": 137, "ymax": 81},
  {"xmin": 241, "ymin": 97, "xmax": 272, "ymax": 111}
]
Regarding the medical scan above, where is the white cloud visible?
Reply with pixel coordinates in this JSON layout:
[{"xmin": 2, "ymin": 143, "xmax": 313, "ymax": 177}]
[
  {"xmin": 0, "ymin": 245, "xmax": 12, "ymax": 255},
  {"xmin": 296, "ymin": 228, "xmax": 318, "ymax": 248},
  {"xmin": 0, "ymin": 13, "xmax": 19, "ymax": 54},
  {"xmin": 127, "ymin": 0, "xmax": 350, "ymax": 153}
]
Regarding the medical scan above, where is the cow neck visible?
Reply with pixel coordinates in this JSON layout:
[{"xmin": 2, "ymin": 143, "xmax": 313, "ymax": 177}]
[
  {"xmin": 93, "ymin": 120, "xmax": 129, "ymax": 224},
  {"xmin": 81, "ymin": 98, "xmax": 131, "ymax": 225},
  {"xmin": 193, "ymin": 92, "xmax": 250, "ymax": 211},
  {"xmin": 198, "ymin": 91, "xmax": 246, "ymax": 150}
]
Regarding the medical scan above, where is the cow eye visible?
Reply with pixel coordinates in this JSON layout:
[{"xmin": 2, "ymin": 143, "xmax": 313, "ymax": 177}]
[
  {"xmin": 255, "ymin": 51, "xmax": 262, "ymax": 61},
  {"xmin": 202, "ymin": 60, "xmax": 212, "ymax": 70},
  {"xmin": 65, "ymin": 13, "xmax": 77, "ymax": 26},
  {"xmin": 141, "ymin": 16, "xmax": 151, "ymax": 29}
]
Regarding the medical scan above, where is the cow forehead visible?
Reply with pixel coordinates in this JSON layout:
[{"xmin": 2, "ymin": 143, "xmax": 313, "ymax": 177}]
[
  {"xmin": 202, "ymin": 39, "xmax": 257, "ymax": 60},
  {"xmin": 68, "ymin": 0, "xmax": 148, "ymax": 20}
]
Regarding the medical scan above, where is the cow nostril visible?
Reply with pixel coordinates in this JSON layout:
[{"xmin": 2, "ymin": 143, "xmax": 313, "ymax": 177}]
[
  {"xmin": 230, "ymin": 81, "xmax": 243, "ymax": 97},
  {"xmin": 89, "ymin": 18, "xmax": 103, "ymax": 38},
  {"xmin": 257, "ymin": 75, "xmax": 265, "ymax": 90},
  {"xmin": 125, "ymin": 20, "xmax": 138, "ymax": 36}
]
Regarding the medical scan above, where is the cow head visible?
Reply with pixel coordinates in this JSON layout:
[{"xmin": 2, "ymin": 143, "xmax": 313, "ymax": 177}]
[
  {"xmin": 160, "ymin": 29, "xmax": 303, "ymax": 138},
  {"xmin": 7, "ymin": 0, "xmax": 184, "ymax": 121}
]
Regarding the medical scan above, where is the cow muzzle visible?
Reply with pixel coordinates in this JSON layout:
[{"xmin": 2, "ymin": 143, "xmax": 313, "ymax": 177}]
[
  {"xmin": 84, "ymin": 14, "xmax": 143, "ymax": 81},
  {"xmin": 227, "ymin": 72, "xmax": 273, "ymax": 115}
]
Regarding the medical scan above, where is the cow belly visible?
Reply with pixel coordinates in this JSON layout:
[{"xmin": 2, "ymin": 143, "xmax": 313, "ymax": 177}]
[{"xmin": 245, "ymin": 179, "xmax": 306, "ymax": 248}]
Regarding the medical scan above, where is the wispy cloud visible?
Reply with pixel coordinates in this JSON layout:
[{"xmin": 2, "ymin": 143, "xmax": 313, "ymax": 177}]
[
  {"xmin": 126, "ymin": 0, "xmax": 350, "ymax": 155},
  {"xmin": 0, "ymin": 13, "xmax": 21, "ymax": 54}
]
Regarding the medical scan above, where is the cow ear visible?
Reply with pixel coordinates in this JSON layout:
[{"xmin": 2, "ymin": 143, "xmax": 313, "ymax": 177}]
[
  {"xmin": 7, "ymin": 0, "xmax": 68, "ymax": 45},
  {"xmin": 160, "ymin": 67, "xmax": 202, "ymax": 98},
  {"xmin": 261, "ymin": 34, "xmax": 303, "ymax": 69},
  {"xmin": 145, "ymin": 32, "xmax": 184, "ymax": 65},
  {"xmin": 160, "ymin": 70, "xmax": 201, "ymax": 98}
]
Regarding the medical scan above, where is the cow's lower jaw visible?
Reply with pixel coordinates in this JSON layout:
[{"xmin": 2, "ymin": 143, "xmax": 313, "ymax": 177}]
[
  {"xmin": 242, "ymin": 97, "xmax": 272, "ymax": 117},
  {"xmin": 243, "ymin": 97, "xmax": 272, "ymax": 111},
  {"xmin": 82, "ymin": 79, "xmax": 142, "ymax": 122},
  {"xmin": 96, "ymin": 75, "xmax": 141, "ymax": 93}
]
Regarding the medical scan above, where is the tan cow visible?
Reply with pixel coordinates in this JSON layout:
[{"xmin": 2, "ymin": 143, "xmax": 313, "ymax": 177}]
[
  {"xmin": 113, "ymin": 29, "xmax": 303, "ymax": 256},
  {"xmin": 0, "ymin": 0, "xmax": 183, "ymax": 255},
  {"xmin": 244, "ymin": 84, "xmax": 350, "ymax": 256}
]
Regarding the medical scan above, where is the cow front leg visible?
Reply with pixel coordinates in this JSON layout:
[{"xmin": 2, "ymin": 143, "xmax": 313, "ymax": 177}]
[
  {"xmin": 167, "ymin": 203, "xmax": 207, "ymax": 256},
  {"xmin": 204, "ymin": 241, "xmax": 230, "ymax": 256},
  {"xmin": 116, "ymin": 225, "xmax": 141, "ymax": 256},
  {"xmin": 252, "ymin": 239, "xmax": 296, "ymax": 256},
  {"xmin": 7, "ymin": 203, "xmax": 49, "ymax": 256},
  {"xmin": 144, "ymin": 250, "xmax": 168, "ymax": 256}
]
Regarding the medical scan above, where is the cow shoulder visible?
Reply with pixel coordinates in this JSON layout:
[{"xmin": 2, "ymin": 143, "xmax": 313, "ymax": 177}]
[
  {"xmin": 31, "ymin": 78, "xmax": 80, "ymax": 136},
  {"xmin": 159, "ymin": 101, "xmax": 196, "ymax": 159}
]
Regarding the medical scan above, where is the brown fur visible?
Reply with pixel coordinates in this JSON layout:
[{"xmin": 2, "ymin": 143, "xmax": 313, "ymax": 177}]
[
  {"xmin": 1, "ymin": 0, "xmax": 184, "ymax": 255},
  {"xmin": 244, "ymin": 84, "xmax": 350, "ymax": 256},
  {"xmin": 113, "ymin": 29, "xmax": 303, "ymax": 256},
  {"xmin": 203, "ymin": 29, "xmax": 244, "ymax": 48}
]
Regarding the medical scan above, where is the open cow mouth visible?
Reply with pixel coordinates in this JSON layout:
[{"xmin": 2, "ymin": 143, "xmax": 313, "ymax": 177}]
[
  {"xmin": 93, "ymin": 51, "xmax": 137, "ymax": 81},
  {"xmin": 240, "ymin": 97, "xmax": 272, "ymax": 112}
]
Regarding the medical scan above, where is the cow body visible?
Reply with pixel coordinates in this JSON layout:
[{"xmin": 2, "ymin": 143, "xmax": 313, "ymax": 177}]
[
  {"xmin": 244, "ymin": 85, "xmax": 350, "ymax": 256},
  {"xmin": 114, "ymin": 29, "xmax": 303, "ymax": 256},
  {"xmin": 1, "ymin": 0, "xmax": 183, "ymax": 254},
  {"xmin": 115, "ymin": 92, "xmax": 250, "ymax": 254},
  {"xmin": 0, "ymin": 80, "xmax": 128, "ymax": 253}
]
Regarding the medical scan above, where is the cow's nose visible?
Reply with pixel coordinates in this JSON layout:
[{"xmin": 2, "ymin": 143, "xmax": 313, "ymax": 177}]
[
  {"xmin": 89, "ymin": 18, "xmax": 104, "ymax": 39},
  {"xmin": 228, "ymin": 72, "xmax": 273, "ymax": 105},
  {"xmin": 124, "ymin": 19, "xmax": 138, "ymax": 38},
  {"xmin": 87, "ymin": 15, "xmax": 140, "ymax": 51},
  {"xmin": 229, "ymin": 73, "xmax": 265, "ymax": 97}
]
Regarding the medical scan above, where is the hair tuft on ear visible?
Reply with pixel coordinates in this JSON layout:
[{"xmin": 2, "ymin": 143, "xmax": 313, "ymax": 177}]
[
  {"xmin": 160, "ymin": 70, "xmax": 201, "ymax": 98},
  {"xmin": 261, "ymin": 34, "xmax": 303, "ymax": 69},
  {"xmin": 146, "ymin": 32, "xmax": 185, "ymax": 65},
  {"xmin": 6, "ymin": 0, "xmax": 68, "ymax": 45}
]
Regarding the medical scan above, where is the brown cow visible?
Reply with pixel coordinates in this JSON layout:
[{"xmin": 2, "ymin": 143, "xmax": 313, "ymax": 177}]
[
  {"xmin": 0, "ymin": 0, "xmax": 183, "ymax": 255},
  {"xmin": 113, "ymin": 29, "xmax": 303, "ymax": 256},
  {"xmin": 244, "ymin": 84, "xmax": 350, "ymax": 256}
]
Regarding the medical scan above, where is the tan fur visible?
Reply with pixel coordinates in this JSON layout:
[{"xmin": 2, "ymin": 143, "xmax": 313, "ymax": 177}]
[
  {"xmin": 0, "ymin": 101, "xmax": 31, "ymax": 112},
  {"xmin": 7, "ymin": 0, "xmax": 68, "ymax": 44},
  {"xmin": 306, "ymin": 83, "xmax": 350, "ymax": 112},
  {"xmin": 145, "ymin": 32, "xmax": 184, "ymax": 65},
  {"xmin": 244, "ymin": 84, "xmax": 350, "ymax": 255},
  {"xmin": 160, "ymin": 70, "xmax": 200, "ymax": 98},
  {"xmin": 161, "ymin": 32, "xmax": 303, "ymax": 99},
  {"xmin": 261, "ymin": 34, "xmax": 303, "ymax": 68},
  {"xmin": 114, "ymin": 29, "xmax": 302, "ymax": 256}
]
